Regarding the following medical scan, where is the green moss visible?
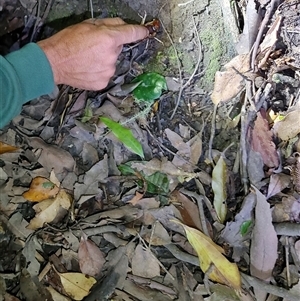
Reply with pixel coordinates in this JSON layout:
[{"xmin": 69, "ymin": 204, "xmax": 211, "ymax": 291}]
[
  {"xmin": 200, "ymin": 28, "xmax": 224, "ymax": 89},
  {"xmin": 145, "ymin": 44, "xmax": 197, "ymax": 78}
]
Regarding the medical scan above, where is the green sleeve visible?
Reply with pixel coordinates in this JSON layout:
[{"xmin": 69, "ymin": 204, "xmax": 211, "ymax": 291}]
[{"xmin": 0, "ymin": 43, "xmax": 55, "ymax": 129}]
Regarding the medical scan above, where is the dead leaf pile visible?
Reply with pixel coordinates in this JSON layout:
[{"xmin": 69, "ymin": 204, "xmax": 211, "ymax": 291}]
[{"xmin": 0, "ymin": 0, "xmax": 300, "ymax": 300}]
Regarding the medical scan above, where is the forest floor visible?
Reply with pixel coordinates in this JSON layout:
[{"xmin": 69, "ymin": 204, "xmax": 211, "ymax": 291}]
[{"xmin": 0, "ymin": 0, "xmax": 300, "ymax": 300}]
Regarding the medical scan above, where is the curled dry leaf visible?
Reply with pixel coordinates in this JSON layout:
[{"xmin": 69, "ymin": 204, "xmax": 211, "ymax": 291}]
[
  {"xmin": 23, "ymin": 177, "xmax": 59, "ymax": 202},
  {"xmin": 250, "ymin": 110, "xmax": 279, "ymax": 168},
  {"xmin": 0, "ymin": 141, "xmax": 18, "ymax": 154},
  {"xmin": 211, "ymin": 54, "xmax": 250, "ymax": 105},
  {"xmin": 172, "ymin": 220, "xmax": 241, "ymax": 291},
  {"xmin": 58, "ymin": 272, "xmax": 96, "ymax": 301},
  {"xmin": 78, "ymin": 233, "xmax": 105, "ymax": 277},
  {"xmin": 27, "ymin": 190, "xmax": 72, "ymax": 230},
  {"xmin": 170, "ymin": 190, "xmax": 202, "ymax": 231}
]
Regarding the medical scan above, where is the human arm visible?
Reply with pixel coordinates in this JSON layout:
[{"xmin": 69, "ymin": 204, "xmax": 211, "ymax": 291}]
[
  {"xmin": 0, "ymin": 43, "xmax": 55, "ymax": 129},
  {"xmin": 0, "ymin": 18, "xmax": 148, "ymax": 128}
]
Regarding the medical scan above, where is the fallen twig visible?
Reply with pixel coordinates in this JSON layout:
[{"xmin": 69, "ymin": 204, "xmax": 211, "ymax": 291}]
[
  {"xmin": 207, "ymin": 104, "xmax": 218, "ymax": 165},
  {"xmin": 250, "ymin": 0, "xmax": 278, "ymax": 70}
]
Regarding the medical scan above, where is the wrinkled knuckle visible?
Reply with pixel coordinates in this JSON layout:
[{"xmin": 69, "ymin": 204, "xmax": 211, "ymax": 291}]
[{"xmin": 114, "ymin": 17, "xmax": 123, "ymax": 23}]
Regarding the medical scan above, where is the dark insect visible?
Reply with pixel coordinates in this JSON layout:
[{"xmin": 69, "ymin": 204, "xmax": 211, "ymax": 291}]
[{"xmin": 144, "ymin": 19, "xmax": 161, "ymax": 38}]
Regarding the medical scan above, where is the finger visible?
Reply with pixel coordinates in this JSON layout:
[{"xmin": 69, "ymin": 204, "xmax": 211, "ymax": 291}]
[
  {"xmin": 114, "ymin": 24, "xmax": 149, "ymax": 45},
  {"xmin": 98, "ymin": 17, "xmax": 126, "ymax": 26},
  {"xmin": 84, "ymin": 17, "xmax": 126, "ymax": 26}
]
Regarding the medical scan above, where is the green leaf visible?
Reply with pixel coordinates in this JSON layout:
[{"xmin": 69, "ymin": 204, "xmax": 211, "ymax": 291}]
[
  {"xmin": 240, "ymin": 220, "xmax": 252, "ymax": 236},
  {"xmin": 100, "ymin": 117, "xmax": 144, "ymax": 159},
  {"xmin": 146, "ymin": 171, "xmax": 169, "ymax": 195},
  {"xmin": 132, "ymin": 72, "xmax": 167, "ymax": 103},
  {"xmin": 42, "ymin": 181, "xmax": 55, "ymax": 189},
  {"xmin": 81, "ymin": 106, "xmax": 93, "ymax": 123},
  {"xmin": 212, "ymin": 156, "xmax": 228, "ymax": 223},
  {"xmin": 118, "ymin": 162, "xmax": 169, "ymax": 197},
  {"xmin": 118, "ymin": 164, "xmax": 137, "ymax": 176}
]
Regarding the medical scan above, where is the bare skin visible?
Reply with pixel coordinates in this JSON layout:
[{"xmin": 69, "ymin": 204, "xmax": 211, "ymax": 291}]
[{"xmin": 37, "ymin": 18, "xmax": 148, "ymax": 90}]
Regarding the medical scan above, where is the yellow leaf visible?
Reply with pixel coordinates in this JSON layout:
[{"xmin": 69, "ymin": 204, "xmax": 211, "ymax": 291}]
[
  {"xmin": 172, "ymin": 220, "xmax": 241, "ymax": 291},
  {"xmin": 59, "ymin": 272, "xmax": 96, "ymax": 300},
  {"xmin": 212, "ymin": 156, "xmax": 228, "ymax": 223},
  {"xmin": 23, "ymin": 177, "xmax": 59, "ymax": 202},
  {"xmin": 27, "ymin": 190, "xmax": 72, "ymax": 230}
]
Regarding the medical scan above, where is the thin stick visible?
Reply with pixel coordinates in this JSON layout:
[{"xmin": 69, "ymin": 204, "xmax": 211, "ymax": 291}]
[
  {"xmin": 250, "ymin": 0, "xmax": 277, "ymax": 70},
  {"xmin": 284, "ymin": 236, "xmax": 291, "ymax": 287},
  {"xmin": 178, "ymin": 0, "xmax": 196, "ymax": 7},
  {"xmin": 207, "ymin": 104, "xmax": 218, "ymax": 165},
  {"xmin": 159, "ymin": 19, "xmax": 183, "ymax": 94},
  {"xmin": 89, "ymin": 0, "xmax": 94, "ymax": 19},
  {"xmin": 170, "ymin": 16, "xmax": 203, "ymax": 119}
]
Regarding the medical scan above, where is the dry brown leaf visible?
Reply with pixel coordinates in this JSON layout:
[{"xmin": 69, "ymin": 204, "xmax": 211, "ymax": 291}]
[
  {"xmin": 165, "ymin": 129, "xmax": 189, "ymax": 154},
  {"xmin": 27, "ymin": 190, "xmax": 72, "ymax": 230},
  {"xmin": 188, "ymin": 132, "xmax": 203, "ymax": 166},
  {"xmin": 78, "ymin": 233, "xmax": 105, "ymax": 277},
  {"xmin": 128, "ymin": 192, "xmax": 144, "ymax": 206},
  {"xmin": 250, "ymin": 187, "xmax": 278, "ymax": 300},
  {"xmin": 132, "ymin": 197, "xmax": 160, "ymax": 210},
  {"xmin": 257, "ymin": 15, "xmax": 282, "ymax": 69},
  {"xmin": 250, "ymin": 110, "xmax": 279, "ymax": 168},
  {"xmin": 211, "ymin": 54, "xmax": 250, "ymax": 105},
  {"xmin": 141, "ymin": 221, "xmax": 171, "ymax": 246},
  {"xmin": 28, "ymin": 137, "xmax": 75, "ymax": 175},
  {"xmin": 22, "ymin": 177, "xmax": 59, "ymax": 202},
  {"xmin": 267, "ymin": 173, "xmax": 291, "ymax": 199},
  {"xmin": 170, "ymin": 190, "xmax": 202, "ymax": 231},
  {"xmin": 165, "ymin": 128, "xmax": 194, "ymax": 171},
  {"xmin": 272, "ymin": 195, "xmax": 300, "ymax": 223},
  {"xmin": 0, "ymin": 141, "xmax": 18, "ymax": 154},
  {"xmin": 273, "ymin": 107, "xmax": 300, "ymax": 141},
  {"xmin": 131, "ymin": 244, "xmax": 160, "ymax": 278}
]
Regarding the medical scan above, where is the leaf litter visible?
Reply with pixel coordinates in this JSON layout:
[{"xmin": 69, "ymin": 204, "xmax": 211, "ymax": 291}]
[{"xmin": 1, "ymin": 0, "xmax": 300, "ymax": 300}]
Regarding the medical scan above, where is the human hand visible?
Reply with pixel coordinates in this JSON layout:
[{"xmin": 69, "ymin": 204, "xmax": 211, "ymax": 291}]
[{"xmin": 37, "ymin": 18, "xmax": 148, "ymax": 90}]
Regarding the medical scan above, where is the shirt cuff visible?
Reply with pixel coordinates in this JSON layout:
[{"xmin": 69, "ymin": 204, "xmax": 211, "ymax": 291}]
[{"xmin": 4, "ymin": 42, "xmax": 56, "ymax": 103}]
